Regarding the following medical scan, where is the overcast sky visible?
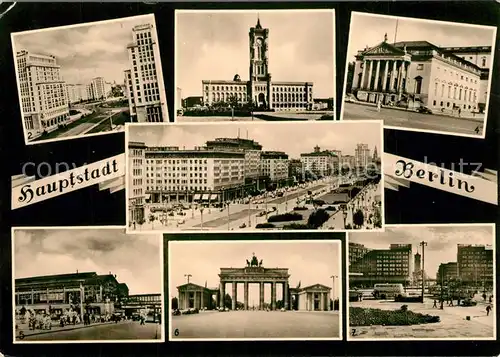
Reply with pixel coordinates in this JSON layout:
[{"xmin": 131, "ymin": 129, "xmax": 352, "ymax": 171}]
[
  {"xmin": 349, "ymin": 225, "xmax": 494, "ymax": 278},
  {"xmin": 169, "ymin": 240, "xmax": 341, "ymax": 303},
  {"xmin": 129, "ymin": 122, "xmax": 381, "ymax": 159},
  {"xmin": 13, "ymin": 14, "xmax": 157, "ymax": 85},
  {"xmin": 14, "ymin": 228, "xmax": 162, "ymax": 295},
  {"xmin": 347, "ymin": 12, "xmax": 496, "ymax": 61},
  {"xmin": 176, "ymin": 10, "xmax": 335, "ymax": 98}
]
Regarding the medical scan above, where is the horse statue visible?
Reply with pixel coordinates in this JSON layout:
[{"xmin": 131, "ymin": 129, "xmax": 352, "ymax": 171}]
[
  {"xmin": 251, "ymin": 255, "xmax": 259, "ymax": 267},
  {"xmin": 246, "ymin": 259, "xmax": 250, "ymax": 267},
  {"xmin": 259, "ymin": 259, "xmax": 263, "ymax": 267}
]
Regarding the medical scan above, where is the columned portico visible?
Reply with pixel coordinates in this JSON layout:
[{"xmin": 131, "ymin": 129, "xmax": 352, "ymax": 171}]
[{"xmin": 219, "ymin": 254, "xmax": 291, "ymax": 311}]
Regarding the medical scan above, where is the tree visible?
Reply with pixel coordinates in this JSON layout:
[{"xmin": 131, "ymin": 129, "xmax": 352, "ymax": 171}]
[
  {"xmin": 171, "ymin": 297, "xmax": 178, "ymax": 310},
  {"xmin": 373, "ymin": 207, "xmax": 382, "ymax": 228},
  {"xmin": 227, "ymin": 94, "xmax": 240, "ymax": 109},
  {"xmin": 307, "ymin": 209, "xmax": 330, "ymax": 229},
  {"xmin": 346, "ymin": 61, "xmax": 355, "ymax": 94},
  {"xmin": 353, "ymin": 209, "xmax": 365, "ymax": 228}
]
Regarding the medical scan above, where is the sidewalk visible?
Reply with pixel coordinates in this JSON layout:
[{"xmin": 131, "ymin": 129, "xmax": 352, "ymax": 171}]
[
  {"xmin": 16, "ymin": 320, "xmax": 125, "ymax": 338},
  {"xmin": 348, "ymin": 100, "xmax": 484, "ymax": 123}
]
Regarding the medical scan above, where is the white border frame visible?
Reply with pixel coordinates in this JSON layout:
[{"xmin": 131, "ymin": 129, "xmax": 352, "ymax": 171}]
[
  {"xmin": 167, "ymin": 238, "xmax": 343, "ymax": 341},
  {"xmin": 124, "ymin": 120, "xmax": 385, "ymax": 234},
  {"xmin": 12, "ymin": 13, "xmax": 169, "ymax": 146},
  {"xmin": 11, "ymin": 226, "xmax": 166, "ymax": 344},
  {"xmin": 174, "ymin": 8, "xmax": 337, "ymax": 122},
  {"xmin": 339, "ymin": 11, "xmax": 497, "ymax": 139},
  {"xmin": 345, "ymin": 223, "xmax": 497, "ymax": 341}
]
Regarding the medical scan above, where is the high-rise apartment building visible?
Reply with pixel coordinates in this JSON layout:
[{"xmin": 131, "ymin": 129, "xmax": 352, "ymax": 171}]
[
  {"xmin": 126, "ymin": 23, "xmax": 167, "ymax": 122},
  {"xmin": 457, "ymin": 244, "xmax": 493, "ymax": 286},
  {"xmin": 16, "ymin": 50, "xmax": 69, "ymax": 137},
  {"xmin": 355, "ymin": 143, "xmax": 371, "ymax": 169},
  {"xmin": 300, "ymin": 145, "xmax": 339, "ymax": 177},
  {"xmin": 260, "ymin": 151, "xmax": 289, "ymax": 182},
  {"xmin": 128, "ymin": 141, "xmax": 147, "ymax": 223}
]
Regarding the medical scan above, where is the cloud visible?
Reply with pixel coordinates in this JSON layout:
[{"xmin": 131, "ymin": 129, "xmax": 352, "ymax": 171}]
[
  {"xmin": 14, "ymin": 228, "xmax": 162, "ymax": 294},
  {"xmin": 347, "ymin": 13, "xmax": 496, "ymax": 61},
  {"xmin": 176, "ymin": 10, "xmax": 335, "ymax": 98},
  {"xmin": 12, "ymin": 14, "xmax": 158, "ymax": 84}
]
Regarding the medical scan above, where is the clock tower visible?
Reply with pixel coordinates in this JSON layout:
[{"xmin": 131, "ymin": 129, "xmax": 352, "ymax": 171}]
[{"xmin": 249, "ymin": 17, "xmax": 269, "ymax": 81}]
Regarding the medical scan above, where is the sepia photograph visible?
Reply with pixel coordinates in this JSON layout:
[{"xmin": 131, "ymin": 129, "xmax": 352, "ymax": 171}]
[
  {"xmin": 11, "ymin": 227, "xmax": 164, "ymax": 343},
  {"xmin": 168, "ymin": 237, "xmax": 342, "ymax": 341},
  {"xmin": 347, "ymin": 224, "xmax": 496, "ymax": 341},
  {"xmin": 126, "ymin": 121, "xmax": 383, "ymax": 233},
  {"xmin": 12, "ymin": 14, "xmax": 169, "ymax": 145},
  {"xmin": 341, "ymin": 12, "xmax": 497, "ymax": 138},
  {"xmin": 175, "ymin": 9, "xmax": 335, "ymax": 122}
]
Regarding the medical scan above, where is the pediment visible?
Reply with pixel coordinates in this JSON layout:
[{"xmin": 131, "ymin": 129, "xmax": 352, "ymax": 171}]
[
  {"xmin": 363, "ymin": 42, "xmax": 405, "ymax": 56},
  {"xmin": 302, "ymin": 283, "xmax": 331, "ymax": 291}
]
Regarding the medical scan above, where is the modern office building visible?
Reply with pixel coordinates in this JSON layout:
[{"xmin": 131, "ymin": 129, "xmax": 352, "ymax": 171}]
[
  {"xmin": 349, "ymin": 243, "xmax": 412, "ymax": 287},
  {"xmin": 260, "ymin": 151, "xmax": 289, "ymax": 182},
  {"xmin": 200, "ymin": 19, "xmax": 314, "ymax": 111},
  {"xmin": 355, "ymin": 143, "xmax": 371, "ymax": 169},
  {"xmin": 348, "ymin": 242, "xmax": 372, "ymax": 267},
  {"xmin": 14, "ymin": 272, "xmax": 129, "ymax": 317},
  {"xmin": 126, "ymin": 23, "xmax": 167, "ymax": 122},
  {"xmin": 350, "ymin": 36, "xmax": 482, "ymax": 114},
  {"xmin": 436, "ymin": 262, "xmax": 458, "ymax": 283},
  {"xmin": 205, "ymin": 137, "xmax": 263, "ymax": 180},
  {"xmin": 300, "ymin": 145, "xmax": 339, "ymax": 177},
  {"xmin": 16, "ymin": 50, "xmax": 69, "ymax": 136},
  {"xmin": 129, "ymin": 141, "xmax": 147, "ymax": 224},
  {"xmin": 144, "ymin": 146, "xmax": 246, "ymax": 203},
  {"xmin": 66, "ymin": 83, "xmax": 89, "ymax": 104},
  {"xmin": 457, "ymin": 244, "xmax": 493, "ymax": 286}
]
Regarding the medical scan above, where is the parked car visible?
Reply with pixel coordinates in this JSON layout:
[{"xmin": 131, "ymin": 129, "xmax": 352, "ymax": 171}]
[
  {"xmin": 349, "ymin": 289, "xmax": 363, "ymax": 302},
  {"xmin": 172, "ymin": 309, "xmax": 181, "ymax": 316},
  {"xmin": 417, "ymin": 106, "xmax": 432, "ymax": 114}
]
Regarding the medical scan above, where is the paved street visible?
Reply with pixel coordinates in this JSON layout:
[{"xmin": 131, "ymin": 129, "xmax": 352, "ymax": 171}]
[
  {"xmin": 177, "ymin": 116, "xmax": 262, "ymax": 122},
  {"xmin": 171, "ymin": 310, "xmax": 340, "ymax": 339},
  {"xmin": 343, "ymin": 102, "xmax": 484, "ymax": 136},
  {"xmin": 53, "ymin": 108, "xmax": 127, "ymax": 138},
  {"xmin": 349, "ymin": 297, "xmax": 494, "ymax": 339},
  {"xmin": 177, "ymin": 111, "xmax": 333, "ymax": 122},
  {"xmin": 135, "ymin": 182, "xmax": 330, "ymax": 232},
  {"xmin": 20, "ymin": 320, "xmax": 162, "ymax": 341}
]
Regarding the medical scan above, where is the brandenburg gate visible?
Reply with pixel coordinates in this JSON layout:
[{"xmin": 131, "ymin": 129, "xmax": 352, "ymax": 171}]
[{"xmin": 219, "ymin": 253, "xmax": 290, "ymax": 310}]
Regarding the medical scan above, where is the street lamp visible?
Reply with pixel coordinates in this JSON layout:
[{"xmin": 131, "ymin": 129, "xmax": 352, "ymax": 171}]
[
  {"xmin": 342, "ymin": 209, "xmax": 348, "ymax": 228},
  {"xmin": 227, "ymin": 202, "xmax": 230, "ymax": 230},
  {"xmin": 200, "ymin": 207, "xmax": 204, "ymax": 230},
  {"xmin": 330, "ymin": 275, "xmax": 338, "ymax": 310}
]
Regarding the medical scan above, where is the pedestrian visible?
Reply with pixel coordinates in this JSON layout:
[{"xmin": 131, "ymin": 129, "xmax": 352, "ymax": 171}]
[
  {"xmin": 458, "ymin": 108, "xmax": 461, "ymax": 117},
  {"xmin": 449, "ymin": 299, "xmax": 454, "ymax": 307},
  {"xmin": 133, "ymin": 221, "xmax": 136, "ymax": 230},
  {"xmin": 482, "ymin": 293, "xmax": 487, "ymax": 301},
  {"xmin": 489, "ymin": 295, "xmax": 493, "ymax": 303},
  {"xmin": 486, "ymin": 304, "xmax": 492, "ymax": 316},
  {"xmin": 432, "ymin": 299, "xmax": 437, "ymax": 308}
]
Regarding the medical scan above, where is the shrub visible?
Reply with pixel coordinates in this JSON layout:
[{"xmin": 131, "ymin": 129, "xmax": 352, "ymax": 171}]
[
  {"xmin": 255, "ymin": 223, "xmax": 275, "ymax": 229},
  {"xmin": 349, "ymin": 307, "xmax": 440, "ymax": 327},
  {"xmin": 353, "ymin": 209, "xmax": 365, "ymax": 228},
  {"xmin": 307, "ymin": 209, "xmax": 330, "ymax": 229},
  {"xmin": 268, "ymin": 212, "xmax": 303, "ymax": 223},
  {"xmin": 293, "ymin": 206, "xmax": 308, "ymax": 211},
  {"xmin": 282, "ymin": 223, "xmax": 310, "ymax": 230}
]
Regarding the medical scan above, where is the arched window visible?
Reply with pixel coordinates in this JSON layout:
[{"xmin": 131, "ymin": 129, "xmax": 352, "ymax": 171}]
[{"xmin": 414, "ymin": 76, "xmax": 423, "ymax": 94}]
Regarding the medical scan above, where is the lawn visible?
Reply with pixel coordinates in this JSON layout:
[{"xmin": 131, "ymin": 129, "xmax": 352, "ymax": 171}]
[
  {"xmin": 34, "ymin": 110, "xmax": 107, "ymax": 140},
  {"xmin": 87, "ymin": 111, "xmax": 131, "ymax": 134},
  {"xmin": 350, "ymin": 307, "xmax": 440, "ymax": 326}
]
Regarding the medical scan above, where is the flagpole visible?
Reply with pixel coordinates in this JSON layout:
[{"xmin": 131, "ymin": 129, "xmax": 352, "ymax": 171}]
[{"xmin": 394, "ymin": 18, "xmax": 399, "ymax": 44}]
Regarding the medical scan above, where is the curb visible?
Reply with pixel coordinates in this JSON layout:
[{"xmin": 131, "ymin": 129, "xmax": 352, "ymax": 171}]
[
  {"xmin": 17, "ymin": 321, "xmax": 120, "ymax": 338},
  {"xmin": 346, "ymin": 101, "xmax": 485, "ymax": 123}
]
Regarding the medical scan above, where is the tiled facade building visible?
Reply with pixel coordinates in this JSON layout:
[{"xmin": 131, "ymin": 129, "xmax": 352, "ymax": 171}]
[
  {"xmin": 457, "ymin": 244, "xmax": 493, "ymax": 286},
  {"xmin": 128, "ymin": 141, "xmax": 147, "ymax": 223},
  {"xmin": 125, "ymin": 23, "xmax": 167, "ymax": 122},
  {"xmin": 300, "ymin": 145, "xmax": 340, "ymax": 177},
  {"xmin": 436, "ymin": 262, "xmax": 458, "ymax": 283},
  {"xmin": 16, "ymin": 50, "xmax": 69, "ymax": 137},
  {"xmin": 260, "ymin": 151, "xmax": 289, "ymax": 182}
]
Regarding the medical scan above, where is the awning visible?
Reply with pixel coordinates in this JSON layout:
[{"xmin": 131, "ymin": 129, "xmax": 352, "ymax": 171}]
[
  {"xmin": 201, "ymin": 194, "xmax": 210, "ymax": 200},
  {"xmin": 209, "ymin": 194, "xmax": 218, "ymax": 201},
  {"xmin": 193, "ymin": 194, "xmax": 202, "ymax": 200}
]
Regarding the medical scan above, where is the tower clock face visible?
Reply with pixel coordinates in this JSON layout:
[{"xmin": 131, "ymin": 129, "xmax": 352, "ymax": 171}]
[{"xmin": 256, "ymin": 38, "xmax": 263, "ymax": 46}]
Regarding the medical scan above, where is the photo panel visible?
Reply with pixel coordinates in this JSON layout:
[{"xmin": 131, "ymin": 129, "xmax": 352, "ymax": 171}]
[
  {"xmin": 341, "ymin": 12, "xmax": 497, "ymax": 139},
  {"xmin": 166, "ymin": 235, "xmax": 343, "ymax": 341},
  {"xmin": 11, "ymin": 227, "xmax": 165, "ymax": 343},
  {"xmin": 175, "ymin": 9, "xmax": 336, "ymax": 122},
  {"xmin": 125, "ymin": 121, "xmax": 383, "ymax": 233},
  {"xmin": 346, "ymin": 224, "xmax": 496, "ymax": 341},
  {"xmin": 12, "ymin": 13, "xmax": 169, "ymax": 146}
]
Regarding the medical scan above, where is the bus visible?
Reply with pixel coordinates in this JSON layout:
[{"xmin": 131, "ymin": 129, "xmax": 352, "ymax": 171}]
[{"xmin": 373, "ymin": 283, "xmax": 406, "ymax": 299}]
